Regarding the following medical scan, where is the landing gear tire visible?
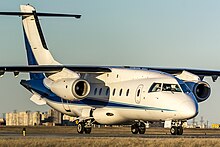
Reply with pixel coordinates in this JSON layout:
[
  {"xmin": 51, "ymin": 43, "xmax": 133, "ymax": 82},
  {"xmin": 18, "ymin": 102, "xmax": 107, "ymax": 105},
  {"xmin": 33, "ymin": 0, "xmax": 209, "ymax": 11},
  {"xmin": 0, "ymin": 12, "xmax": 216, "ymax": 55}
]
[
  {"xmin": 170, "ymin": 121, "xmax": 184, "ymax": 135},
  {"xmin": 177, "ymin": 126, "xmax": 183, "ymax": 135},
  {"xmin": 77, "ymin": 122, "xmax": 84, "ymax": 134},
  {"xmin": 131, "ymin": 124, "xmax": 139, "ymax": 134},
  {"xmin": 84, "ymin": 127, "xmax": 92, "ymax": 134},
  {"xmin": 170, "ymin": 126, "xmax": 177, "ymax": 135},
  {"xmin": 138, "ymin": 122, "xmax": 146, "ymax": 134},
  {"xmin": 131, "ymin": 122, "xmax": 146, "ymax": 134}
]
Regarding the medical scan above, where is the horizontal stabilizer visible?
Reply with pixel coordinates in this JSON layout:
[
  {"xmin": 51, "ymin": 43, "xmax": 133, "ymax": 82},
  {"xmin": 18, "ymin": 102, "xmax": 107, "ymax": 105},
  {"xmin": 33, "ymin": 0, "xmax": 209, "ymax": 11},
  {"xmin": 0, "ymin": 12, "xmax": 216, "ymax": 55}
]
[
  {"xmin": 30, "ymin": 94, "xmax": 46, "ymax": 105},
  {"xmin": 0, "ymin": 12, "xmax": 81, "ymax": 19}
]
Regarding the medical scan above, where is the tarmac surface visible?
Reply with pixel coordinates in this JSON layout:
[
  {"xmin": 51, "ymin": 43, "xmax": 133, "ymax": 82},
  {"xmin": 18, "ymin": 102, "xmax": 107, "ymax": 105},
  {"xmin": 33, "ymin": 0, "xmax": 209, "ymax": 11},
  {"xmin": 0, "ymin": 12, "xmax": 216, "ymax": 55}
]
[
  {"xmin": 1, "ymin": 132, "xmax": 220, "ymax": 138},
  {"xmin": 0, "ymin": 126, "xmax": 220, "ymax": 138}
]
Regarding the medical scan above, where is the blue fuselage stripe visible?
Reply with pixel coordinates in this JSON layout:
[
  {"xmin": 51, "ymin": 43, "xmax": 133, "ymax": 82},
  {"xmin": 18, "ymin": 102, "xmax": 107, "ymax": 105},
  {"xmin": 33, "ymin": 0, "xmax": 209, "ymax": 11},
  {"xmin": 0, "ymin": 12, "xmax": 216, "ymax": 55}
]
[{"xmin": 20, "ymin": 79, "xmax": 175, "ymax": 112}]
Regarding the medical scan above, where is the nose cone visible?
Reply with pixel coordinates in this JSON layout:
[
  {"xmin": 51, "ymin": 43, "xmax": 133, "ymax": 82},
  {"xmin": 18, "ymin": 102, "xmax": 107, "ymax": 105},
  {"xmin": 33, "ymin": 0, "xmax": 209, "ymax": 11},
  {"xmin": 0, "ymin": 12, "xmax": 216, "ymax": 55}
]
[{"xmin": 180, "ymin": 100, "xmax": 198, "ymax": 119}]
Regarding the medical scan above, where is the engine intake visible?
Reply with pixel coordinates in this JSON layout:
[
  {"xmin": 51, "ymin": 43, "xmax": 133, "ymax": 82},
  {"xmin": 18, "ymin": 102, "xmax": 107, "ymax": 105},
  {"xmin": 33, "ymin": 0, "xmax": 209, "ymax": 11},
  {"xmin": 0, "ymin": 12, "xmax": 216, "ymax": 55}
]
[
  {"xmin": 73, "ymin": 80, "xmax": 90, "ymax": 99},
  {"xmin": 50, "ymin": 78, "xmax": 90, "ymax": 101},
  {"xmin": 186, "ymin": 81, "xmax": 211, "ymax": 103}
]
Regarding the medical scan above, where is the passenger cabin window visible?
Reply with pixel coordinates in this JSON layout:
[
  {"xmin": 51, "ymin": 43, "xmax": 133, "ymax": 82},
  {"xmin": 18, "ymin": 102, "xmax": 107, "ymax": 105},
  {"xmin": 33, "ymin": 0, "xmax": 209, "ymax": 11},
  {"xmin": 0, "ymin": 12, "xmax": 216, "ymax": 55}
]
[
  {"xmin": 119, "ymin": 89, "xmax": 122, "ymax": 96},
  {"xmin": 126, "ymin": 89, "xmax": 129, "ymax": 96},
  {"xmin": 99, "ymin": 88, "xmax": 102, "ymax": 95},
  {"xmin": 149, "ymin": 83, "xmax": 161, "ymax": 92},
  {"xmin": 162, "ymin": 84, "xmax": 181, "ymax": 92},
  {"xmin": 113, "ymin": 88, "xmax": 116, "ymax": 96},
  {"xmin": 94, "ymin": 88, "xmax": 97, "ymax": 95},
  {"xmin": 106, "ymin": 88, "xmax": 110, "ymax": 96}
]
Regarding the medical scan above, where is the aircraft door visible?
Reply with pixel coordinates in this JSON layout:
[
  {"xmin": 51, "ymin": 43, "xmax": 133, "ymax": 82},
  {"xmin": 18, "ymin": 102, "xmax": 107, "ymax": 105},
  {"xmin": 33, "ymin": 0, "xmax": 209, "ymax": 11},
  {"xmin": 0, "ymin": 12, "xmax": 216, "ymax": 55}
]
[
  {"xmin": 61, "ymin": 99, "xmax": 71, "ymax": 112},
  {"xmin": 135, "ymin": 84, "xmax": 144, "ymax": 104}
]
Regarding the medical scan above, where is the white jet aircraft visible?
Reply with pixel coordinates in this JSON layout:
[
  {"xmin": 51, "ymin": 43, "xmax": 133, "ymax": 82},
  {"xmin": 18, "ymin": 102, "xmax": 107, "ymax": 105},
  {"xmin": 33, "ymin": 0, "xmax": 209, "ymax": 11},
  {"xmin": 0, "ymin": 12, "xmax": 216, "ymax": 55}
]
[{"xmin": 0, "ymin": 4, "xmax": 219, "ymax": 135}]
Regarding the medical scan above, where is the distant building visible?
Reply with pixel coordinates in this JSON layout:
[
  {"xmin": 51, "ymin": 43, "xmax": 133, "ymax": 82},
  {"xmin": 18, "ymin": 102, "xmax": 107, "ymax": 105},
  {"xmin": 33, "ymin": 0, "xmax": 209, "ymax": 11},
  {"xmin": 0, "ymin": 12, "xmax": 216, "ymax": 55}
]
[
  {"xmin": 6, "ymin": 111, "xmax": 41, "ymax": 126},
  {"xmin": 5, "ymin": 109, "xmax": 72, "ymax": 126},
  {"xmin": 48, "ymin": 109, "xmax": 62, "ymax": 125},
  {"xmin": 41, "ymin": 112, "xmax": 48, "ymax": 122}
]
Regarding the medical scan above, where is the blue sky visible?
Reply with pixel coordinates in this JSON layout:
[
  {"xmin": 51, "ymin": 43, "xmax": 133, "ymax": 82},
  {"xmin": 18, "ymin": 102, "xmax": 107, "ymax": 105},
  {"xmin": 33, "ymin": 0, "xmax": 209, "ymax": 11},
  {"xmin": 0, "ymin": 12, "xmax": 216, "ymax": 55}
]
[{"xmin": 0, "ymin": 0, "xmax": 220, "ymax": 125}]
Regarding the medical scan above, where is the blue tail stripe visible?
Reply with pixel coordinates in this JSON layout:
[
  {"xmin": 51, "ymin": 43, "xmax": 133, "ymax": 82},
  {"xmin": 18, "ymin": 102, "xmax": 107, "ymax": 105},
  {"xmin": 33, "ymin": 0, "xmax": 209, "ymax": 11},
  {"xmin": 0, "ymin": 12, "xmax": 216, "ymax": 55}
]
[
  {"xmin": 23, "ymin": 27, "xmax": 45, "ymax": 80},
  {"xmin": 23, "ymin": 28, "xmax": 38, "ymax": 65}
]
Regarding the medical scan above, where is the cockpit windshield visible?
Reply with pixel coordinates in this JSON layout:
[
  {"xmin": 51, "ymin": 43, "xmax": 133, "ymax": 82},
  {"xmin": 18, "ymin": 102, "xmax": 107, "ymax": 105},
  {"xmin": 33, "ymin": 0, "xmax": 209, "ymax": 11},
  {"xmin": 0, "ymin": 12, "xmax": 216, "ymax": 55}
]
[
  {"xmin": 162, "ymin": 84, "xmax": 181, "ymax": 92},
  {"xmin": 149, "ymin": 83, "xmax": 182, "ymax": 93},
  {"xmin": 148, "ymin": 83, "xmax": 161, "ymax": 92}
]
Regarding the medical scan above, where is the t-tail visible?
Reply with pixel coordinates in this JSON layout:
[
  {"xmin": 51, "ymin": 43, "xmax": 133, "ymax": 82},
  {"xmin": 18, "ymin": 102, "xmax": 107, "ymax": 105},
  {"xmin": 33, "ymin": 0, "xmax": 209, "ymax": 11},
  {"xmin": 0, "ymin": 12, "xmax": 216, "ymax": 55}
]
[
  {"xmin": 21, "ymin": 5, "xmax": 58, "ymax": 80},
  {"xmin": 0, "ymin": 4, "xmax": 81, "ymax": 79}
]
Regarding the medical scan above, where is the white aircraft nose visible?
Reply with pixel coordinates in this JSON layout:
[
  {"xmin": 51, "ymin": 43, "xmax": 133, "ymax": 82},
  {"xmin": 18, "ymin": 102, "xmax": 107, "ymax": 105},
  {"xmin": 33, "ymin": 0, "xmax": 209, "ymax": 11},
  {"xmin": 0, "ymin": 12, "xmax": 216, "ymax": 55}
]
[{"xmin": 180, "ymin": 100, "xmax": 198, "ymax": 119}]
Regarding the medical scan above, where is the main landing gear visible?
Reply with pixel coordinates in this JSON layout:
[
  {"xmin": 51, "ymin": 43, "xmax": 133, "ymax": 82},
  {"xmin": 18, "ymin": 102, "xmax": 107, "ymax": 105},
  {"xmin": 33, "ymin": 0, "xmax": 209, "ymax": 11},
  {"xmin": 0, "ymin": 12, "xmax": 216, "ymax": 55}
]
[
  {"xmin": 131, "ymin": 122, "xmax": 146, "ymax": 134},
  {"xmin": 170, "ymin": 121, "xmax": 183, "ymax": 135},
  {"xmin": 77, "ymin": 120, "xmax": 92, "ymax": 134}
]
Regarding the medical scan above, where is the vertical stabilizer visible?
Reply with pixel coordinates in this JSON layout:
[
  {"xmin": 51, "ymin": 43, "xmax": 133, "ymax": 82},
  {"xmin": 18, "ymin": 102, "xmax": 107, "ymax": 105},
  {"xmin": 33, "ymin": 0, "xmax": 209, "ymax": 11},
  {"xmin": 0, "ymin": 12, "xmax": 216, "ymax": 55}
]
[
  {"xmin": 0, "ymin": 5, "xmax": 81, "ymax": 80},
  {"xmin": 20, "ymin": 5, "xmax": 60, "ymax": 66}
]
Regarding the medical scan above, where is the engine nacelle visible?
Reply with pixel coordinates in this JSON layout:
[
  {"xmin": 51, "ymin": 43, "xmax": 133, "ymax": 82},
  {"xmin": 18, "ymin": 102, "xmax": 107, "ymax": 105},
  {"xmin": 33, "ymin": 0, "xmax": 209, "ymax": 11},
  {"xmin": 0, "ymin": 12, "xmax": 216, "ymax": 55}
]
[
  {"xmin": 92, "ymin": 109, "xmax": 125, "ymax": 125},
  {"xmin": 50, "ymin": 78, "xmax": 90, "ymax": 101},
  {"xmin": 185, "ymin": 81, "xmax": 211, "ymax": 102}
]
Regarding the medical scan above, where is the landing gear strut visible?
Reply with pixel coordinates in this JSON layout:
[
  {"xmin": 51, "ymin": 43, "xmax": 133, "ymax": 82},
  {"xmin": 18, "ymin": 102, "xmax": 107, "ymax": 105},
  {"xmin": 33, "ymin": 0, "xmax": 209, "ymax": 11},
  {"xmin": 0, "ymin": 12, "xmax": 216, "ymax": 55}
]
[
  {"xmin": 131, "ymin": 122, "xmax": 146, "ymax": 134},
  {"xmin": 170, "ymin": 121, "xmax": 183, "ymax": 135},
  {"xmin": 77, "ymin": 120, "xmax": 92, "ymax": 134}
]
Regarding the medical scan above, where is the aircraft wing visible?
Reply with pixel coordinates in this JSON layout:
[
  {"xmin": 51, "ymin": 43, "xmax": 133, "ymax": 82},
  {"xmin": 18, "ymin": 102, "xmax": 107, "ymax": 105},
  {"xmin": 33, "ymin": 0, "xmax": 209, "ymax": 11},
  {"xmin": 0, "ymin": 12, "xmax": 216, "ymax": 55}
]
[
  {"xmin": 0, "ymin": 65, "xmax": 220, "ymax": 81},
  {"xmin": 0, "ymin": 65, "xmax": 219, "ymax": 75},
  {"xmin": 0, "ymin": 65, "xmax": 111, "ymax": 74},
  {"xmin": 141, "ymin": 67, "xmax": 220, "ymax": 76},
  {"xmin": 139, "ymin": 67, "xmax": 220, "ymax": 82}
]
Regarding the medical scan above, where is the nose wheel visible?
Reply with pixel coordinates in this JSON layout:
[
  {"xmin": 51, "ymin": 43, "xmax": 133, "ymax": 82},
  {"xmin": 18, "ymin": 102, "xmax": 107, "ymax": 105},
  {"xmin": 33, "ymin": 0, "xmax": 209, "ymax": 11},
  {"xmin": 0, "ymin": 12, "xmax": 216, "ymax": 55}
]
[{"xmin": 131, "ymin": 122, "xmax": 146, "ymax": 134}]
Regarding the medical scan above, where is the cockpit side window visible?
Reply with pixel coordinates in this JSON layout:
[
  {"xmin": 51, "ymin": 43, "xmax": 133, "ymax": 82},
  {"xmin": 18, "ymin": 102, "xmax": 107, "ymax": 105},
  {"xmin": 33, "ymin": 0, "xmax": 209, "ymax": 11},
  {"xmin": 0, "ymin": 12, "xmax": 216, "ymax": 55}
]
[
  {"xmin": 149, "ymin": 83, "xmax": 161, "ymax": 92},
  {"xmin": 162, "ymin": 84, "xmax": 182, "ymax": 92}
]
